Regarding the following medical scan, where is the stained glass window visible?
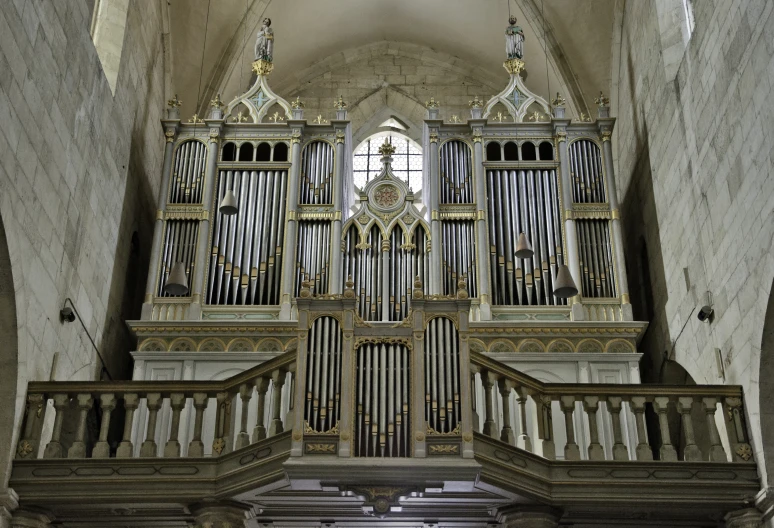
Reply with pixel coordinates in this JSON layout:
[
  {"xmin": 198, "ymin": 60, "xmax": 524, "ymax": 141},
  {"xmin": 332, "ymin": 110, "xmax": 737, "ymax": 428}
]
[{"xmin": 353, "ymin": 132, "xmax": 423, "ymax": 191}]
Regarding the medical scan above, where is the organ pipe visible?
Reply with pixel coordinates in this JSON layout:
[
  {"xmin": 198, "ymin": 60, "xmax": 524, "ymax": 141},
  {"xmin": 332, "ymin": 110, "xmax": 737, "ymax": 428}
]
[
  {"xmin": 569, "ymin": 140, "xmax": 606, "ymax": 203},
  {"xmin": 355, "ymin": 342, "xmax": 410, "ymax": 457},
  {"xmin": 304, "ymin": 316, "xmax": 342, "ymax": 433},
  {"xmin": 157, "ymin": 220, "xmax": 198, "ymax": 297},
  {"xmin": 424, "ymin": 318, "xmax": 460, "ymax": 434},
  {"xmin": 300, "ymin": 141, "xmax": 334, "ymax": 205},
  {"xmin": 295, "ymin": 221, "xmax": 331, "ymax": 296},
  {"xmin": 207, "ymin": 169, "xmax": 287, "ymax": 305},
  {"xmin": 170, "ymin": 140, "xmax": 206, "ymax": 204},
  {"xmin": 576, "ymin": 219, "xmax": 617, "ymax": 298},
  {"xmin": 441, "ymin": 220, "xmax": 477, "ymax": 298},
  {"xmin": 486, "ymin": 169, "xmax": 565, "ymax": 306},
  {"xmin": 439, "ymin": 140, "xmax": 473, "ymax": 204}
]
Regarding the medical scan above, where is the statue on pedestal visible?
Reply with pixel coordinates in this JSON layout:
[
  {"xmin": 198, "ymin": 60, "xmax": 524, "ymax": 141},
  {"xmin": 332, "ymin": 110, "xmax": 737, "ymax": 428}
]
[
  {"xmin": 254, "ymin": 18, "xmax": 274, "ymax": 62},
  {"xmin": 505, "ymin": 16, "xmax": 524, "ymax": 59}
]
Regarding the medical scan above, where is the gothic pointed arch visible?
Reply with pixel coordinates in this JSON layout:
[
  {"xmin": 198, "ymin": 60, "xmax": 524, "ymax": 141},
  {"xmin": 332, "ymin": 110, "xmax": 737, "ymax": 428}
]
[{"xmin": 0, "ymin": 212, "xmax": 18, "ymax": 486}]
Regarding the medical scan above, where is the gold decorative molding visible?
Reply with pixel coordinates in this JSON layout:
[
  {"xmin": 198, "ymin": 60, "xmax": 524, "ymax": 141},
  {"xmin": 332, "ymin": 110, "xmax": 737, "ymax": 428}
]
[
  {"xmin": 611, "ymin": 208, "xmax": 620, "ymax": 220},
  {"xmin": 287, "ymin": 210, "xmax": 297, "ymax": 221},
  {"xmin": 167, "ymin": 94, "xmax": 182, "ymax": 108},
  {"xmin": 468, "ymin": 96, "xmax": 483, "ymax": 109},
  {"xmin": 551, "ymin": 92, "xmax": 566, "ymax": 107},
  {"xmin": 209, "ymin": 94, "xmax": 224, "ymax": 109},
  {"xmin": 736, "ymin": 444, "xmax": 753, "ymax": 461},
  {"xmin": 556, "ymin": 130, "xmax": 567, "ymax": 142},
  {"xmin": 431, "ymin": 210, "xmax": 439, "ymax": 220},
  {"xmin": 334, "ymin": 95, "xmax": 347, "ymax": 111},
  {"xmin": 425, "ymin": 97, "xmax": 440, "ymax": 109},
  {"xmin": 621, "ymin": 293, "xmax": 630, "ymax": 304},
  {"xmin": 165, "ymin": 129, "xmax": 176, "ymax": 143},
  {"xmin": 600, "ymin": 131, "xmax": 612, "ymax": 143},
  {"xmin": 156, "ymin": 209, "xmax": 164, "ymax": 221},
  {"xmin": 427, "ymin": 423, "xmax": 461, "ymax": 436},
  {"xmin": 291, "ymin": 97, "xmax": 305, "ymax": 110},
  {"xmin": 476, "ymin": 209, "xmax": 486, "ymax": 221},
  {"xmin": 165, "ymin": 205, "xmax": 209, "ymax": 221},
  {"xmin": 252, "ymin": 59, "xmax": 274, "ymax": 76},
  {"xmin": 595, "ymin": 91, "xmax": 610, "ymax": 107},
  {"xmin": 188, "ymin": 114, "xmax": 204, "ymax": 124},
  {"xmin": 429, "ymin": 131, "xmax": 439, "ymax": 143},
  {"xmin": 472, "ymin": 129, "xmax": 483, "ymax": 143},
  {"xmin": 306, "ymin": 443, "xmax": 336, "ymax": 453},
  {"xmin": 503, "ymin": 57, "xmax": 526, "ymax": 75},
  {"xmin": 429, "ymin": 444, "xmax": 459, "ymax": 454},
  {"xmin": 335, "ymin": 130, "xmax": 345, "ymax": 144}
]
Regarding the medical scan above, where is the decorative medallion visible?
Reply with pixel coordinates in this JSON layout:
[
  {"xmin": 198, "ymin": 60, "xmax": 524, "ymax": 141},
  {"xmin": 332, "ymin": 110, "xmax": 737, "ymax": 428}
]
[
  {"xmin": 736, "ymin": 444, "xmax": 753, "ymax": 461},
  {"xmin": 373, "ymin": 184, "xmax": 400, "ymax": 208}
]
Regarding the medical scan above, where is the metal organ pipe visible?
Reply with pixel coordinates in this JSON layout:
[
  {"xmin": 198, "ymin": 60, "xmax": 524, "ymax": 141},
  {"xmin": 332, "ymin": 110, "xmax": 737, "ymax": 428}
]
[
  {"xmin": 424, "ymin": 318, "xmax": 460, "ymax": 433},
  {"xmin": 569, "ymin": 140, "xmax": 606, "ymax": 204},
  {"xmin": 170, "ymin": 141, "xmax": 206, "ymax": 204},
  {"xmin": 300, "ymin": 141, "xmax": 334, "ymax": 205},
  {"xmin": 304, "ymin": 316, "xmax": 342, "ymax": 432},
  {"xmin": 575, "ymin": 219, "xmax": 616, "ymax": 298}
]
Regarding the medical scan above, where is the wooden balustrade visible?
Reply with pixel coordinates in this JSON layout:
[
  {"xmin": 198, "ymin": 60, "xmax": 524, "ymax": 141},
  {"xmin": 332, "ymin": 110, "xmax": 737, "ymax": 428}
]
[
  {"xmin": 15, "ymin": 352, "xmax": 296, "ymax": 460},
  {"xmin": 469, "ymin": 351, "xmax": 754, "ymax": 463}
]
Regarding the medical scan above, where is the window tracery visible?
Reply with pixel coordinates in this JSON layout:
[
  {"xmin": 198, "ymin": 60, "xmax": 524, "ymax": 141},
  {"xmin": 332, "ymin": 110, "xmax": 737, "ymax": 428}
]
[{"xmin": 353, "ymin": 133, "xmax": 422, "ymax": 192}]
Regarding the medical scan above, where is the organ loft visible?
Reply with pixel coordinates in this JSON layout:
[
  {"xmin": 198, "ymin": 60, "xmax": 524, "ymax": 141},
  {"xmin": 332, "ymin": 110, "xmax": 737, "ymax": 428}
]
[{"xmin": 5, "ymin": 13, "xmax": 763, "ymax": 528}]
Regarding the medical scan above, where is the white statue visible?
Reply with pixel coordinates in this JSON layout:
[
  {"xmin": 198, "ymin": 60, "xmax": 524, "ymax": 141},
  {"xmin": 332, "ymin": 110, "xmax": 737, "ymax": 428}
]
[
  {"xmin": 505, "ymin": 16, "xmax": 524, "ymax": 60},
  {"xmin": 254, "ymin": 18, "xmax": 274, "ymax": 62}
]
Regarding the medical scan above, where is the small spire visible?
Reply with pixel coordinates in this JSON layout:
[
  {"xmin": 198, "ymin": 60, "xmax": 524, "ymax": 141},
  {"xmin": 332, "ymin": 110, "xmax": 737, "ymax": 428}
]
[
  {"xmin": 209, "ymin": 94, "xmax": 224, "ymax": 108},
  {"xmin": 425, "ymin": 97, "xmax": 440, "ymax": 109},
  {"xmin": 291, "ymin": 96, "xmax": 305, "ymax": 109},
  {"xmin": 378, "ymin": 140, "xmax": 396, "ymax": 157},
  {"xmin": 167, "ymin": 94, "xmax": 182, "ymax": 108},
  {"xmin": 334, "ymin": 95, "xmax": 348, "ymax": 111},
  {"xmin": 594, "ymin": 91, "xmax": 610, "ymax": 107}
]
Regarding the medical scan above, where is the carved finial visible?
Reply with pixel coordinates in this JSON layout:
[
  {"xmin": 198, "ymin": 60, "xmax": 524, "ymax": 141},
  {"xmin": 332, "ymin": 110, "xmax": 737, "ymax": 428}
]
[
  {"xmin": 312, "ymin": 115, "xmax": 329, "ymax": 125},
  {"xmin": 188, "ymin": 114, "xmax": 204, "ymax": 124},
  {"xmin": 412, "ymin": 276, "xmax": 424, "ymax": 299},
  {"xmin": 344, "ymin": 275, "xmax": 356, "ymax": 299},
  {"xmin": 334, "ymin": 95, "xmax": 348, "ymax": 111},
  {"xmin": 209, "ymin": 94, "xmax": 224, "ymax": 108},
  {"xmin": 468, "ymin": 96, "xmax": 483, "ymax": 109},
  {"xmin": 457, "ymin": 274, "xmax": 469, "ymax": 299},
  {"xmin": 291, "ymin": 96, "xmax": 305, "ymax": 109},
  {"xmin": 167, "ymin": 94, "xmax": 182, "ymax": 108},
  {"xmin": 594, "ymin": 91, "xmax": 610, "ymax": 107},
  {"xmin": 378, "ymin": 140, "xmax": 396, "ymax": 157},
  {"xmin": 551, "ymin": 92, "xmax": 566, "ymax": 107},
  {"xmin": 425, "ymin": 97, "xmax": 440, "ymax": 109}
]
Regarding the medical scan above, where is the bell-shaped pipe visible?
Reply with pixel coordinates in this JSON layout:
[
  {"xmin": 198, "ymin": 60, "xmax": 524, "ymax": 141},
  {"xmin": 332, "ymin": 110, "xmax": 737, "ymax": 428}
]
[
  {"xmin": 514, "ymin": 232, "xmax": 534, "ymax": 259},
  {"xmin": 164, "ymin": 262, "xmax": 189, "ymax": 296},
  {"xmin": 219, "ymin": 190, "xmax": 238, "ymax": 216},
  {"xmin": 553, "ymin": 263, "xmax": 578, "ymax": 299}
]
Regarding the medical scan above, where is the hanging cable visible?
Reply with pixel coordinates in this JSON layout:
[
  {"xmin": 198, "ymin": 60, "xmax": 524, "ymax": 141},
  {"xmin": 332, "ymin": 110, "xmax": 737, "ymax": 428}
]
[
  {"xmin": 542, "ymin": 0, "xmax": 551, "ymax": 109},
  {"xmin": 193, "ymin": 0, "xmax": 213, "ymax": 132}
]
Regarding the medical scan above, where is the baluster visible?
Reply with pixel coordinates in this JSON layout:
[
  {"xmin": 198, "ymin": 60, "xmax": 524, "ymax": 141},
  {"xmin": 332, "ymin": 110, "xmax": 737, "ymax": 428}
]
[
  {"xmin": 724, "ymin": 397, "xmax": 753, "ymax": 462},
  {"xmin": 515, "ymin": 386, "xmax": 532, "ymax": 452},
  {"xmin": 17, "ymin": 394, "xmax": 46, "ymax": 459},
  {"xmin": 188, "ymin": 392, "xmax": 208, "ymax": 457},
  {"xmin": 44, "ymin": 394, "xmax": 70, "ymax": 459},
  {"xmin": 583, "ymin": 396, "xmax": 605, "ymax": 460},
  {"xmin": 652, "ymin": 396, "xmax": 678, "ymax": 461},
  {"xmin": 630, "ymin": 396, "xmax": 653, "ymax": 460},
  {"xmin": 702, "ymin": 397, "xmax": 727, "ymax": 461},
  {"xmin": 93, "ymin": 393, "xmax": 117, "ymax": 458},
  {"xmin": 213, "ymin": 391, "xmax": 234, "ymax": 456},
  {"xmin": 499, "ymin": 381, "xmax": 516, "ymax": 446},
  {"xmin": 253, "ymin": 377, "xmax": 270, "ymax": 442},
  {"xmin": 470, "ymin": 371, "xmax": 480, "ymax": 434},
  {"xmin": 677, "ymin": 397, "xmax": 701, "ymax": 461},
  {"xmin": 140, "ymin": 393, "xmax": 162, "ymax": 457},
  {"xmin": 534, "ymin": 394, "xmax": 555, "ymax": 459},
  {"xmin": 269, "ymin": 369, "xmax": 287, "ymax": 437},
  {"xmin": 560, "ymin": 396, "xmax": 581, "ymax": 460},
  {"xmin": 67, "ymin": 394, "xmax": 94, "ymax": 458},
  {"xmin": 607, "ymin": 396, "xmax": 629, "ymax": 461},
  {"xmin": 164, "ymin": 393, "xmax": 186, "ymax": 458},
  {"xmin": 481, "ymin": 371, "xmax": 499, "ymax": 439},
  {"xmin": 236, "ymin": 383, "xmax": 254, "ymax": 449},
  {"xmin": 286, "ymin": 363, "xmax": 297, "ymax": 426},
  {"xmin": 117, "ymin": 393, "xmax": 139, "ymax": 458}
]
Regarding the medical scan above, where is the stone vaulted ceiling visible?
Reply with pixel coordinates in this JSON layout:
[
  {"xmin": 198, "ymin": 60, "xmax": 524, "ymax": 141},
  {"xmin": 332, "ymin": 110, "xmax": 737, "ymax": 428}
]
[{"xmin": 168, "ymin": 0, "xmax": 614, "ymax": 119}]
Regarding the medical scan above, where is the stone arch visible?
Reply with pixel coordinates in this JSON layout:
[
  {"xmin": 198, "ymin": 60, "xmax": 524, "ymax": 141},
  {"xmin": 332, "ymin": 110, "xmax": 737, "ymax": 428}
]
[
  {"xmin": 0, "ymin": 213, "xmax": 18, "ymax": 487},
  {"xmin": 760, "ymin": 277, "xmax": 774, "ymax": 486}
]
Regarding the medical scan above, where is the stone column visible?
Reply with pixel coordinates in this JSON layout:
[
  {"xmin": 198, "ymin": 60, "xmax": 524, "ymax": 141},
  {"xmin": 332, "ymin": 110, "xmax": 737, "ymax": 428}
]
[
  {"xmin": 142, "ymin": 121, "xmax": 180, "ymax": 319},
  {"xmin": 499, "ymin": 506, "xmax": 562, "ymax": 528},
  {"xmin": 9, "ymin": 508, "xmax": 53, "ymax": 528},
  {"xmin": 329, "ymin": 124, "xmax": 347, "ymax": 294},
  {"xmin": 470, "ymin": 122, "xmax": 491, "ymax": 319},
  {"xmin": 189, "ymin": 501, "xmax": 251, "ymax": 528},
  {"xmin": 555, "ymin": 122, "xmax": 584, "ymax": 320},
  {"xmin": 724, "ymin": 508, "xmax": 762, "ymax": 528},
  {"xmin": 280, "ymin": 124, "xmax": 304, "ymax": 319},
  {"xmin": 189, "ymin": 123, "xmax": 222, "ymax": 318},
  {"xmin": 598, "ymin": 122, "xmax": 632, "ymax": 320},
  {"xmin": 428, "ymin": 126, "xmax": 442, "ymax": 295},
  {"xmin": 0, "ymin": 489, "xmax": 18, "ymax": 528}
]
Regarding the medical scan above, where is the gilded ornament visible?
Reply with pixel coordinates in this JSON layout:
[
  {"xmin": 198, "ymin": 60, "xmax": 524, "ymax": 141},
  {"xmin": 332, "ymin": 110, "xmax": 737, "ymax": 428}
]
[
  {"xmin": 208, "ymin": 128, "xmax": 219, "ymax": 139},
  {"xmin": 425, "ymin": 97, "xmax": 440, "ymax": 109},
  {"xmin": 449, "ymin": 115, "xmax": 462, "ymax": 124},
  {"xmin": 188, "ymin": 114, "xmax": 204, "ymax": 124},
  {"xmin": 291, "ymin": 96, "xmax": 305, "ymax": 109},
  {"xmin": 16, "ymin": 440, "xmax": 33, "ymax": 457},
  {"xmin": 472, "ymin": 129, "xmax": 483, "ymax": 143},
  {"xmin": 209, "ymin": 94, "xmax": 224, "ymax": 109},
  {"xmin": 231, "ymin": 111, "xmax": 249, "ymax": 123},
  {"xmin": 556, "ymin": 130, "xmax": 567, "ymax": 142},
  {"xmin": 577, "ymin": 112, "xmax": 592, "ymax": 123},
  {"xmin": 378, "ymin": 140, "xmax": 396, "ymax": 157},
  {"xmin": 429, "ymin": 444, "xmax": 459, "ymax": 454},
  {"xmin": 503, "ymin": 57, "xmax": 526, "ymax": 75},
  {"xmin": 415, "ymin": 432, "xmax": 426, "ymax": 442},
  {"xmin": 167, "ymin": 94, "xmax": 182, "ymax": 108},
  {"xmin": 340, "ymin": 431, "xmax": 350, "ymax": 441},
  {"xmin": 600, "ymin": 130, "xmax": 612, "ymax": 143},
  {"xmin": 306, "ymin": 443, "xmax": 336, "ymax": 453},
  {"xmin": 312, "ymin": 115, "xmax": 329, "ymax": 125},
  {"xmin": 527, "ymin": 111, "xmax": 546, "ymax": 122},
  {"xmin": 251, "ymin": 59, "xmax": 274, "ymax": 76},
  {"xmin": 268, "ymin": 111, "xmax": 285, "ymax": 123},
  {"xmin": 334, "ymin": 95, "xmax": 347, "ymax": 110},
  {"xmin": 551, "ymin": 92, "xmax": 566, "ymax": 107},
  {"xmin": 427, "ymin": 423, "xmax": 461, "ymax": 436},
  {"xmin": 291, "ymin": 129, "xmax": 302, "ymax": 144},
  {"xmin": 429, "ymin": 131, "xmax": 439, "ymax": 143},
  {"xmin": 462, "ymin": 432, "xmax": 473, "ymax": 442},
  {"xmin": 736, "ymin": 444, "xmax": 753, "ymax": 461},
  {"xmin": 468, "ymin": 96, "xmax": 483, "ymax": 108},
  {"xmin": 492, "ymin": 111, "xmax": 510, "ymax": 123},
  {"xmin": 165, "ymin": 129, "xmax": 176, "ymax": 143},
  {"xmin": 594, "ymin": 91, "xmax": 610, "ymax": 107},
  {"xmin": 212, "ymin": 437, "xmax": 225, "ymax": 454},
  {"xmin": 335, "ymin": 130, "xmax": 345, "ymax": 144}
]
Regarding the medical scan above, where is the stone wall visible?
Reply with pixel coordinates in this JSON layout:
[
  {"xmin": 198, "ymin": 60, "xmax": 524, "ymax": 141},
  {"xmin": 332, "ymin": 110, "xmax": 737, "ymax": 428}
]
[
  {"xmin": 0, "ymin": 0, "xmax": 168, "ymax": 486},
  {"xmin": 613, "ymin": 0, "xmax": 774, "ymax": 488}
]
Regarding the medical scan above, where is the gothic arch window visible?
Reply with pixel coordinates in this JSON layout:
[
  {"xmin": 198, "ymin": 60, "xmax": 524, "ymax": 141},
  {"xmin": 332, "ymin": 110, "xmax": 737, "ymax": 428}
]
[
  {"xmin": 89, "ymin": 0, "xmax": 130, "ymax": 94},
  {"xmin": 353, "ymin": 132, "xmax": 422, "ymax": 192}
]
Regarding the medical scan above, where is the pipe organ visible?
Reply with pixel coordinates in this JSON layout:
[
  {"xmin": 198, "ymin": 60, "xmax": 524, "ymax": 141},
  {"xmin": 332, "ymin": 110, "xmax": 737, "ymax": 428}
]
[
  {"xmin": 304, "ymin": 316, "xmax": 342, "ymax": 433},
  {"xmin": 569, "ymin": 139, "xmax": 606, "ymax": 203},
  {"xmin": 157, "ymin": 219, "xmax": 199, "ymax": 297},
  {"xmin": 425, "ymin": 317, "xmax": 461, "ymax": 434},
  {"xmin": 170, "ymin": 140, "xmax": 206, "ymax": 203}
]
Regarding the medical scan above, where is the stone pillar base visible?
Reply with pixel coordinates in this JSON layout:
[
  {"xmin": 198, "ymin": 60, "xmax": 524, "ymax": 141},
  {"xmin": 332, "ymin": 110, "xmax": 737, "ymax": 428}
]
[
  {"xmin": 189, "ymin": 501, "xmax": 251, "ymax": 528},
  {"xmin": 498, "ymin": 506, "xmax": 562, "ymax": 528},
  {"xmin": 725, "ymin": 508, "xmax": 763, "ymax": 528}
]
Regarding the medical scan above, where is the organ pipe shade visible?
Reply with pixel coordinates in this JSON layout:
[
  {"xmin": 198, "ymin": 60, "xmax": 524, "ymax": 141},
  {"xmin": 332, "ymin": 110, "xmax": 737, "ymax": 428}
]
[
  {"xmin": 355, "ymin": 342, "xmax": 411, "ymax": 457},
  {"xmin": 170, "ymin": 140, "xmax": 206, "ymax": 204},
  {"xmin": 304, "ymin": 316, "xmax": 343, "ymax": 433},
  {"xmin": 218, "ymin": 190, "xmax": 238, "ymax": 216},
  {"xmin": 342, "ymin": 224, "xmax": 429, "ymax": 322},
  {"xmin": 440, "ymin": 220, "xmax": 477, "ymax": 298},
  {"xmin": 206, "ymin": 169, "xmax": 287, "ymax": 305},
  {"xmin": 164, "ymin": 262, "xmax": 189, "ymax": 296},
  {"xmin": 439, "ymin": 140, "xmax": 473, "ymax": 204},
  {"xmin": 300, "ymin": 141, "xmax": 334, "ymax": 205},
  {"xmin": 553, "ymin": 264, "xmax": 578, "ymax": 299},
  {"xmin": 486, "ymin": 169, "xmax": 566, "ymax": 306},
  {"xmin": 295, "ymin": 221, "xmax": 331, "ymax": 297},
  {"xmin": 569, "ymin": 140, "xmax": 606, "ymax": 203},
  {"xmin": 425, "ymin": 318, "xmax": 461, "ymax": 434},
  {"xmin": 157, "ymin": 220, "xmax": 198, "ymax": 297},
  {"xmin": 514, "ymin": 232, "xmax": 534, "ymax": 259},
  {"xmin": 575, "ymin": 219, "xmax": 617, "ymax": 298}
]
